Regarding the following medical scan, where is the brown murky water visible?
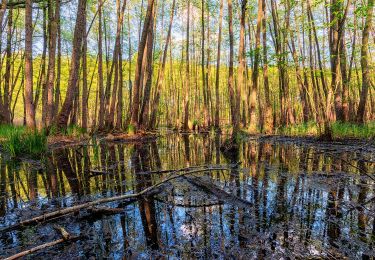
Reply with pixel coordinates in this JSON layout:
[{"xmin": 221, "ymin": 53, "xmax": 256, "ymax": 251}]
[{"xmin": 0, "ymin": 133, "xmax": 374, "ymax": 259}]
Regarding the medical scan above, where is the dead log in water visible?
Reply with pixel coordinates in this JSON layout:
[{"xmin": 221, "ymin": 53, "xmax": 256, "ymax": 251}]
[
  {"xmin": 0, "ymin": 165, "xmax": 231, "ymax": 234},
  {"xmin": 184, "ymin": 175, "xmax": 253, "ymax": 208}
]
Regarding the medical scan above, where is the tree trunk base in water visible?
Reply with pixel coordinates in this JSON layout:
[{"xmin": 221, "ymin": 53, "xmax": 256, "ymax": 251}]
[{"xmin": 318, "ymin": 123, "xmax": 333, "ymax": 141}]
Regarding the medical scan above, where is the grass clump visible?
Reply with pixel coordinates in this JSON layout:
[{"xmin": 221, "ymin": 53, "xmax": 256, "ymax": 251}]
[
  {"xmin": 0, "ymin": 124, "xmax": 26, "ymax": 139},
  {"xmin": 2, "ymin": 128, "xmax": 47, "ymax": 158},
  {"xmin": 331, "ymin": 121, "xmax": 375, "ymax": 139}
]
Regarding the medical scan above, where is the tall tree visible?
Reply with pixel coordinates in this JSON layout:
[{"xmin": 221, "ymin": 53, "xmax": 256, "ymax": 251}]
[
  {"xmin": 55, "ymin": 0, "xmax": 87, "ymax": 129},
  {"xmin": 214, "ymin": 0, "xmax": 224, "ymax": 130},
  {"xmin": 182, "ymin": 0, "xmax": 191, "ymax": 131},
  {"xmin": 131, "ymin": 0, "xmax": 155, "ymax": 130},
  {"xmin": 250, "ymin": 0, "xmax": 261, "ymax": 132},
  {"xmin": 25, "ymin": 0, "xmax": 36, "ymax": 128},
  {"xmin": 45, "ymin": 0, "xmax": 59, "ymax": 127},
  {"xmin": 356, "ymin": 0, "xmax": 374, "ymax": 123},
  {"xmin": 227, "ymin": 0, "xmax": 237, "ymax": 133}
]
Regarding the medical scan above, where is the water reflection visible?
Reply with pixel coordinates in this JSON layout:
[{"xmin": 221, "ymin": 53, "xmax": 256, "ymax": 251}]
[{"xmin": 0, "ymin": 134, "xmax": 374, "ymax": 258}]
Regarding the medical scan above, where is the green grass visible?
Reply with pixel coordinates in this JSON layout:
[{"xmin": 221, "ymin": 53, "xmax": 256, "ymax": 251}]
[
  {"xmin": 1, "ymin": 126, "xmax": 47, "ymax": 158},
  {"xmin": 278, "ymin": 121, "xmax": 375, "ymax": 139},
  {"xmin": 49, "ymin": 124, "xmax": 86, "ymax": 137},
  {"xmin": 0, "ymin": 124, "xmax": 26, "ymax": 139}
]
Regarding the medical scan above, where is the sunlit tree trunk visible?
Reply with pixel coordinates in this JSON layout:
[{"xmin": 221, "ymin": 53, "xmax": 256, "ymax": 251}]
[
  {"xmin": 97, "ymin": 0, "xmax": 105, "ymax": 129},
  {"xmin": 81, "ymin": 15, "xmax": 88, "ymax": 130},
  {"xmin": 25, "ymin": 0, "xmax": 36, "ymax": 128},
  {"xmin": 131, "ymin": 0, "xmax": 155, "ymax": 130},
  {"xmin": 2, "ymin": 6, "xmax": 12, "ymax": 124},
  {"xmin": 227, "ymin": 0, "xmax": 237, "ymax": 133},
  {"xmin": 262, "ymin": 0, "xmax": 273, "ymax": 133},
  {"xmin": 149, "ymin": 0, "xmax": 176, "ymax": 129},
  {"xmin": 56, "ymin": 0, "xmax": 86, "ymax": 129},
  {"xmin": 356, "ymin": 0, "xmax": 373, "ymax": 123},
  {"xmin": 214, "ymin": 0, "xmax": 224, "ymax": 130},
  {"xmin": 182, "ymin": 0, "xmax": 191, "ymax": 131},
  {"xmin": 45, "ymin": 0, "xmax": 58, "ymax": 127},
  {"xmin": 250, "ymin": 0, "xmax": 261, "ymax": 133}
]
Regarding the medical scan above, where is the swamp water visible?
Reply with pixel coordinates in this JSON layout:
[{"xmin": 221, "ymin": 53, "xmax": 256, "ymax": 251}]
[{"xmin": 0, "ymin": 134, "xmax": 374, "ymax": 259}]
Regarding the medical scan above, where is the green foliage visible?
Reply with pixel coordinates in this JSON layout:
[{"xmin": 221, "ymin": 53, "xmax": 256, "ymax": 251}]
[
  {"xmin": 331, "ymin": 121, "xmax": 375, "ymax": 139},
  {"xmin": 55, "ymin": 124, "xmax": 86, "ymax": 137},
  {"xmin": 2, "ymin": 127, "xmax": 47, "ymax": 158},
  {"xmin": 0, "ymin": 124, "xmax": 26, "ymax": 139},
  {"xmin": 278, "ymin": 121, "xmax": 375, "ymax": 139},
  {"xmin": 127, "ymin": 124, "xmax": 136, "ymax": 135}
]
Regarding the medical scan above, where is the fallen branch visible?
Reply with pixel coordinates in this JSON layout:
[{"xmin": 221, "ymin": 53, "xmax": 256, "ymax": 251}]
[
  {"xmin": 0, "ymin": 165, "xmax": 231, "ymax": 234},
  {"xmin": 4, "ymin": 226, "xmax": 78, "ymax": 260},
  {"xmin": 185, "ymin": 175, "xmax": 253, "ymax": 208}
]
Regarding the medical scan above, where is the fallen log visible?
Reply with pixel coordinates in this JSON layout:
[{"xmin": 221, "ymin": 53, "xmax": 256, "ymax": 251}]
[
  {"xmin": 4, "ymin": 226, "xmax": 78, "ymax": 260},
  {"xmin": 184, "ymin": 175, "xmax": 253, "ymax": 208},
  {"xmin": 0, "ymin": 165, "xmax": 231, "ymax": 234}
]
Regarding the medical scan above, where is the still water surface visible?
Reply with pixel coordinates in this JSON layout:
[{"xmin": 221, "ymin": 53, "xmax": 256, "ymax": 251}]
[{"xmin": 0, "ymin": 134, "xmax": 374, "ymax": 259}]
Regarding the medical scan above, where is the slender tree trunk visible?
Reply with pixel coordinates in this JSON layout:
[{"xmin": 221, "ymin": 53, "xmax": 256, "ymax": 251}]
[
  {"xmin": 106, "ymin": 0, "xmax": 127, "ymax": 128},
  {"xmin": 81, "ymin": 14, "xmax": 88, "ymax": 130},
  {"xmin": 139, "ymin": 2, "xmax": 156, "ymax": 129},
  {"xmin": 56, "ymin": 0, "xmax": 87, "ymax": 129},
  {"xmin": 45, "ymin": 0, "xmax": 58, "ymax": 127},
  {"xmin": 201, "ymin": 0, "xmax": 209, "ymax": 129},
  {"xmin": 250, "ymin": 0, "xmax": 261, "ymax": 133},
  {"xmin": 182, "ymin": 0, "xmax": 191, "ymax": 131},
  {"xmin": 97, "ymin": 0, "xmax": 105, "ymax": 129},
  {"xmin": 149, "ymin": 0, "xmax": 176, "ymax": 129},
  {"xmin": 131, "ymin": 0, "xmax": 155, "ymax": 130},
  {"xmin": 262, "ymin": 0, "xmax": 273, "ymax": 133},
  {"xmin": 214, "ymin": 0, "xmax": 224, "ymax": 130},
  {"xmin": 3, "ymin": 7, "xmax": 12, "ymax": 124},
  {"xmin": 54, "ymin": 0, "xmax": 61, "ymax": 118},
  {"xmin": 25, "ymin": 0, "xmax": 36, "ymax": 128},
  {"xmin": 356, "ymin": 0, "xmax": 374, "ymax": 123},
  {"xmin": 227, "ymin": 0, "xmax": 237, "ymax": 133}
]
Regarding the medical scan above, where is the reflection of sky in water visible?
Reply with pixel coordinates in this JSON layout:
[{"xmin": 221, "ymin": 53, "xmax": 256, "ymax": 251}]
[{"xmin": 0, "ymin": 135, "xmax": 374, "ymax": 258}]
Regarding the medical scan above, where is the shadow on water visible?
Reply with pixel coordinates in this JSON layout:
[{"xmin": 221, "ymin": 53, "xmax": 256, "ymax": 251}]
[{"xmin": 0, "ymin": 134, "xmax": 375, "ymax": 258}]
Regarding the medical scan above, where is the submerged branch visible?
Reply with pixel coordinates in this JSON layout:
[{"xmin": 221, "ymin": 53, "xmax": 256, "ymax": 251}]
[{"xmin": 0, "ymin": 165, "xmax": 231, "ymax": 233}]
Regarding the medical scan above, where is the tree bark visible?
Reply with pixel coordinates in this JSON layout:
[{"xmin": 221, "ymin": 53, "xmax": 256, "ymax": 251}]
[
  {"xmin": 214, "ymin": 0, "xmax": 224, "ymax": 130},
  {"xmin": 24, "ymin": 0, "xmax": 36, "ymax": 128},
  {"xmin": 45, "ymin": 0, "xmax": 58, "ymax": 127},
  {"xmin": 55, "ymin": 0, "xmax": 86, "ymax": 129},
  {"xmin": 131, "ymin": 0, "xmax": 155, "ymax": 130},
  {"xmin": 356, "ymin": 0, "xmax": 374, "ymax": 123}
]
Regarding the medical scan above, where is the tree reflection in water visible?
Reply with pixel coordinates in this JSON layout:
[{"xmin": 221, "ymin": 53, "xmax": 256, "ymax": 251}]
[{"xmin": 0, "ymin": 135, "xmax": 374, "ymax": 259}]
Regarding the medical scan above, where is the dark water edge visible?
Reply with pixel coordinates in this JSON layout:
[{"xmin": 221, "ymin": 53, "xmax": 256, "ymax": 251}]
[{"xmin": 0, "ymin": 133, "xmax": 374, "ymax": 259}]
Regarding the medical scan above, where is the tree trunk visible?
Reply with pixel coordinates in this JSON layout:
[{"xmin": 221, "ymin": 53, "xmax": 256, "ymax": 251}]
[
  {"xmin": 227, "ymin": 0, "xmax": 237, "ymax": 133},
  {"xmin": 131, "ymin": 0, "xmax": 155, "ymax": 130},
  {"xmin": 81, "ymin": 13, "xmax": 88, "ymax": 130},
  {"xmin": 56, "ymin": 0, "xmax": 87, "ymax": 129},
  {"xmin": 45, "ymin": 0, "xmax": 58, "ymax": 127},
  {"xmin": 182, "ymin": 0, "xmax": 191, "ymax": 131},
  {"xmin": 25, "ymin": 0, "xmax": 36, "ymax": 128},
  {"xmin": 356, "ymin": 0, "xmax": 374, "ymax": 123},
  {"xmin": 214, "ymin": 0, "xmax": 224, "ymax": 130},
  {"xmin": 250, "ymin": 0, "xmax": 261, "ymax": 133},
  {"xmin": 261, "ymin": 0, "xmax": 273, "ymax": 133},
  {"xmin": 149, "ymin": 0, "xmax": 176, "ymax": 129}
]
